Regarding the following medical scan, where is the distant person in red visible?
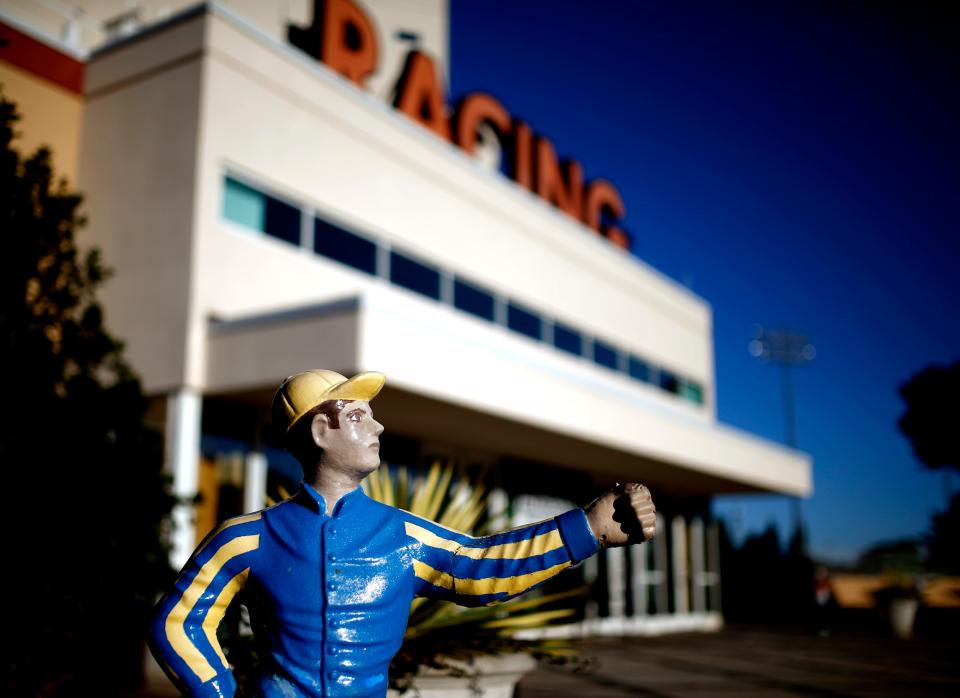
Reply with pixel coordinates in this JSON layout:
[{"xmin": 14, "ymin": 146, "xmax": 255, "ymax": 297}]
[{"xmin": 813, "ymin": 565, "xmax": 835, "ymax": 636}]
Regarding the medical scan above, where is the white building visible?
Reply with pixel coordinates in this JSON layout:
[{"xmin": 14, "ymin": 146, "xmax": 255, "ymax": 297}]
[{"xmin": 1, "ymin": 0, "xmax": 810, "ymax": 635}]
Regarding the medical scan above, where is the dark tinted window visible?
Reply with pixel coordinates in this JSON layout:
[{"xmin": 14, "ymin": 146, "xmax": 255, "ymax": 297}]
[
  {"xmin": 454, "ymin": 277, "xmax": 496, "ymax": 321},
  {"xmin": 314, "ymin": 217, "xmax": 377, "ymax": 275},
  {"xmin": 628, "ymin": 355, "xmax": 651, "ymax": 383},
  {"xmin": 390, "ymin": 250, "xmax": 441, "ymax": 300},
  {"xmin": 592, "ymin": 339, "xmax": 619, "ymax": 370},
  {"xmin": 507, "ymin": 302, "xmax": 541, "ymax": 340},
  {"xmin": 659, "ymin": 369, "xmax": 679, "ymax": 394},
  {"xmin": 553, "ymin": 322, "xmax": 582, "ymax": 356},
  {"xmin": 265, "ymin": 196, "xmax": 301, "ymax": 245}
]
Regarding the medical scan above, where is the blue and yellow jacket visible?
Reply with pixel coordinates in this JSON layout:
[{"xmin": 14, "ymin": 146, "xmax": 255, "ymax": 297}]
[{"xmin": 149, "ymin": 484, "xmax": 598, "ymax": 698}]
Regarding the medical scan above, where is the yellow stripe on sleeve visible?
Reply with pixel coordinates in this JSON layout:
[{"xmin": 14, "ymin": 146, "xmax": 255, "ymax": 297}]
[
  {"xmin": 413, "ymin": 559, "xmax": 454, "ymax": 590},
  {"xmin": 456, "ymin": 561, "xmax": 571, "ymax": 596},
  {"xmin": 404, "ymin": 522, "xmax": 564, "ymax": 560},
  {"xmin": 164, "ymin": 535, "xmax": 260, "ymax": 682},
  {"xmin": 195, "ymin": 512, "xmax": 262, "ymax": 556},
  {"xmin": 405, "ymin": 523, "xmax": 460, "ymax": 554},
  {"xmin": 411, "ymin": 559, "xmax": 571, "ymax": 597},
  {"xmin": 202, "ymin": 568, "xmax": 250, "ymax": 670}
]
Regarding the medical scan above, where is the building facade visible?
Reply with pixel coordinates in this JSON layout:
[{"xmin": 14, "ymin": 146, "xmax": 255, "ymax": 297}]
[{"xmin": 1, "ymin": 0, "xmax": 810, "ymax": 636}]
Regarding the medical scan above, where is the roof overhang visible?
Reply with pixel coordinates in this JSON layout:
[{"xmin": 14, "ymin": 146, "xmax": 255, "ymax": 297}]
[{"xmin": 206, "ymin": 289, "xmax": 812, "ymax": 497}]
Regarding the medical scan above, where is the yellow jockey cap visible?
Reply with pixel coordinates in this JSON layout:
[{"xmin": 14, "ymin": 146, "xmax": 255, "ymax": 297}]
[{"xmin": 272, "ymin": 369, "xmax": 386, "ymax": 433}]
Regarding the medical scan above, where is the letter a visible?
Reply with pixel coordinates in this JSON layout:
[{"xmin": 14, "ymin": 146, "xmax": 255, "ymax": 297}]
[{"xmin": 394, "ymin": 50, "xmax": 451, "ymax": 141}]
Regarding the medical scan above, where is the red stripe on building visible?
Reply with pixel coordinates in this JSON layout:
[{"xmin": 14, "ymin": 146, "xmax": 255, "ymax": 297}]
[{"xmin": 0, "ymin": 20, "xmax": 84, "ymax": 94}]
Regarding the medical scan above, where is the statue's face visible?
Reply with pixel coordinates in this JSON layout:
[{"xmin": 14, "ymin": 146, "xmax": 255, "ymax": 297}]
[{"xmin": 314, "ymin": 400, "xmax": 384, "ymax": 476}]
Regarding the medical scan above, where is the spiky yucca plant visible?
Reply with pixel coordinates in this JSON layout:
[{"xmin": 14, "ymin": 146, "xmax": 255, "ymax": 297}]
[{"xmin": 362, "ymin": 463, "xmax": 587, "ymax": 691}]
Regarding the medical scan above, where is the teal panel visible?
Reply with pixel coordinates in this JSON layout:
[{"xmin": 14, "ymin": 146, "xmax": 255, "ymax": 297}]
[
  {"xmin": 223, "ymin": 177, "xmax": 265, "ymax": 232},
  {"xmin": 684, "ymin": 381, "xmax": 705, "ymax": 405}
]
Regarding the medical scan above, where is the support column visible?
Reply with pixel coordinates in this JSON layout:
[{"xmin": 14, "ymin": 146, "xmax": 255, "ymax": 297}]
[
  {"xmin": 707, "ymin": 520, "xmax": 723, "ymax": 612},
  {"xmin": 244, "ymin": 451, "xmax": 268, "ymax": 514},
  {"xmin": 630, "ymin": 539, "xmax": 649, "ymax": 618},
  {"xmin": 671, "ymin": 515, "xmax": 690, "ymax": 614},
  {"xmin": 653, "ymin": 513, "xmax": 669, "ymax": 615},
  {"xmin": 487, "ymin": 488, "xmax": 510, "ymax": 531},
  {"xmin": 165, "ymin": 388, "xmax": 202, "ymax": 570},
  {"xmin": 583, "ymin": 551, "xmax": 599, "ymax": 623},
  {"xmin": 690, "ymin": 517, "xmax": 706, "ymax": 613},
  {"xmin": 607, "ymin": 546, "xmax": 627, "ymax": 625}
]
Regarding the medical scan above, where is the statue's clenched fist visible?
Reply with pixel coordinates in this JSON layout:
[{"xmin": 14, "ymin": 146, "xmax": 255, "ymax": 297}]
[{"xmin": 584, "ymin": 483, "xmax": 657, "ymax": 548}]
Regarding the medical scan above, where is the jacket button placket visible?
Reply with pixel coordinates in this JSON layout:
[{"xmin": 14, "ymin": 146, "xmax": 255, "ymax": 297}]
[
  {"xmin": 324, "ymin": 518, "xmax": 339, "ymax": 696},
  {"xmin": 321, "ymin": 516, "xmax": 330, "ymax": 695}
]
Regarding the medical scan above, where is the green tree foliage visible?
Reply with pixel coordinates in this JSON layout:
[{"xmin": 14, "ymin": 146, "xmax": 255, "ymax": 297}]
[
  {"xmin": 898, "ymin": 363, "xmax": 960, "ymax": 575},
  {"xmin": 718, "ymin": 522, "xmax": 815, "ymax": 625},
  {"xmin": 1, "ymin": 96, "xmax": 176, "ymax": 696},
  {"xmin": 856, "ymin": 538, "xmax": 925, "ymax": 575},
  {"xmin": 927, "ymin": 494, "xmax": 960, "ymax": 575},
  {"xmin": 897, "ymin": 362, "xmax": 960, "ymax": 473}
]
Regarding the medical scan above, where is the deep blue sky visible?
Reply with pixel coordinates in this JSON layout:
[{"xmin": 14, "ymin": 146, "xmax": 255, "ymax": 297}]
[{"xmin": 450, "ymin": 0, "xmax": 960, "ymax": 562}]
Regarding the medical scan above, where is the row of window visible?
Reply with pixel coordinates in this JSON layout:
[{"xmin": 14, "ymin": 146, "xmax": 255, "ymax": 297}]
[{"xmin": 222, "ymin": 176, "xmax": 705, "ymax": 406}]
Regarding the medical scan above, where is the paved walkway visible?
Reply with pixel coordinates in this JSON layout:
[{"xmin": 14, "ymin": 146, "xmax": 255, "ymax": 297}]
[
  {"xmin": 516, "ymin": 628, "xmax": 960, "ymax": 697},
  {"xmin": 132, "ymin": 626, "xmax": 960, "ymax": 697}
]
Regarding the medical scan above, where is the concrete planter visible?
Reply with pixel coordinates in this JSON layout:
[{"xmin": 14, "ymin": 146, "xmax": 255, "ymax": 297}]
[
  {"xmin": 889, "ymin": 597, "xmax": 918, "ymax": 639},
  {"xmin": 388, "ymin": 653, "xmax": 537, "ymax": 698}
]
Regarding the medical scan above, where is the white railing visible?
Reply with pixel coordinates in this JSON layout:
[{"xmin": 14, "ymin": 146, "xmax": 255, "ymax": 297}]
[{"xmin": 521, "ymin": 513, "xmax": 724, "ymax": 638}]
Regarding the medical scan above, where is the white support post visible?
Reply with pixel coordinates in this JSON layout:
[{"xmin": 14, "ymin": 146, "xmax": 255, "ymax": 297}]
[
  {"xmin": 630, "ymin": 540, "xmax": 649, "ymax": 618},
  {"xmin": 165, "ymin": 388, "xmax": 202, "ymax": 570},
  {"xmin": 653, "ymin": 513, "xmax": 669, "ymax": 615},
  {"xmin": 607, "ymin": 546, "xmax": 627, "ymax": 624},
  {"xmin": 707, "ymin": 520, "xmax": 723, "ymax": 612},
  {"xmin": 583, "ymin": 552, "xmax": 599, "ymax": 623},
  {"xmin": 486, "ymin": 488, "xmax": 510, "ymax": 531},
  {"xmin": 243, "ymin": 451, "xmax": 268, "ymax": 514},
  {"xmin": 671, "ymin": 515, "xmax": 690, "ymax": 614},
  {"xmin": 690, "ymin": 517, "xmax": 706, "ymax": 613}
]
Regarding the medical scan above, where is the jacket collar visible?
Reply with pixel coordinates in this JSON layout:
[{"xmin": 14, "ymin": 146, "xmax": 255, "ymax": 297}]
[{"xmin": 295, "ymin": 481, "xmax": 366, "ymax": 516}]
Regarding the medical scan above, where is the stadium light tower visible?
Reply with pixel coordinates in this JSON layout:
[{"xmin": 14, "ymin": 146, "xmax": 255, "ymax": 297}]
[{"xmin": 749, "ymin": 326, "xmax": 815, "ymax": 537}]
